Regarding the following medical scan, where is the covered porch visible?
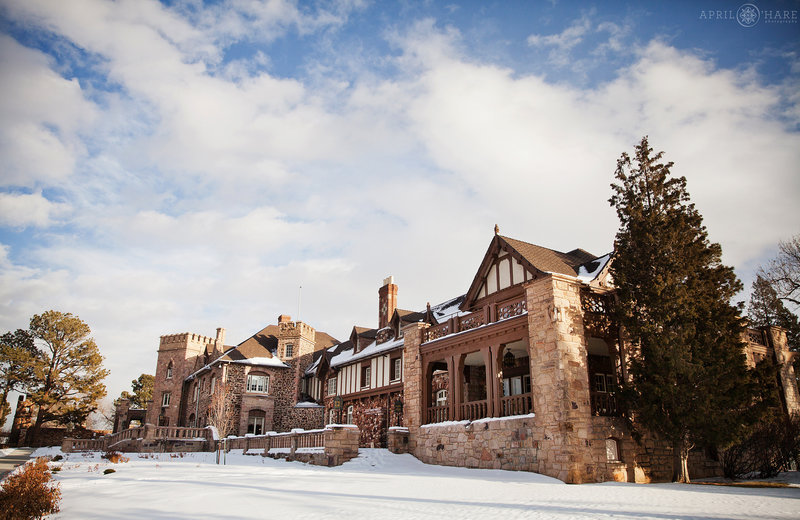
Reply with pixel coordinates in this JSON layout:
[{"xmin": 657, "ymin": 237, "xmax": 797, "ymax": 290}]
[{"xmin": 420, "ymin": 300, "xmax": 533, "ymax": 424}]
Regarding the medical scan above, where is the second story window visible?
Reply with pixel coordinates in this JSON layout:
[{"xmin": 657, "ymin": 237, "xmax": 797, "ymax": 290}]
[
  {"xmin": 327, "ymin": 377, "xmax": 337, "ymax": 396},
  {"xmin": 361, "ymin": 365, "xmax": 371, "ymax": 389},
  {"xmin": 166, "ymin": 362, "xmax": 173, "ymax": 379},
  {"xmin": 390, "ymin": 357, "xmax": 402, "ymax": 381},
  {"xmin": 285, "ymin": 343, "xmax": 294, "ymax": 358},
  {"xmin": 161, "ymin": 392, "xmax": 171, "ymax": 408},
  {"xmin": 247, "ymin": 374, "xmax": 269, "ymax": 393}
]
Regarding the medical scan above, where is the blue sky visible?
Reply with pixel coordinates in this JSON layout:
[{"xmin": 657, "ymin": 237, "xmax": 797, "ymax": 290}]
[{"xmin": 1, "ymin": 0, "xmax": 798, "ymax": 417}]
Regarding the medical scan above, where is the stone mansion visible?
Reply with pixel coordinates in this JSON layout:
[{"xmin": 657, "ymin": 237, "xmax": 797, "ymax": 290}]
[{"xmin": 115, "ymin": 232, "xmax": 800, "ymax": 483}]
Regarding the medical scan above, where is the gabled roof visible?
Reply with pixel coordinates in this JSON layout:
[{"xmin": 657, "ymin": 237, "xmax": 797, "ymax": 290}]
[{"xmin": 463, "ymin": 234, "xmax": 605, "ymax": 308}]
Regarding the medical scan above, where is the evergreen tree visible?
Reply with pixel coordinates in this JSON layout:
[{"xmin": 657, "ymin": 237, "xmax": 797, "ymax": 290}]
[
  {"xmin": 27, "ymin": 311, "xmax": 109, "ymax": 443},
  {"xmin": 0, "ymin": 329, "xmax": 37, "ymax": 426},
  {"xmin": 115, "ymin": 374, "xmax": 154, "ymax": 409},
  {"xmin": 609, "ymin": 136, "xmax": 755, "ymax": 483}
]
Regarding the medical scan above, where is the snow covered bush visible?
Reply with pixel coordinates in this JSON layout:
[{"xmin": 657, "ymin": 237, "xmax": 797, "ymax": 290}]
[{"xmin": 0, "ymin": 457, "xmax": 61, "ymax": 520}]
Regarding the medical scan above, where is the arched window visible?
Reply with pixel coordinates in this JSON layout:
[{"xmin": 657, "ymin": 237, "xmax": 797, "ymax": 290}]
[
  {"xmin": 166, "ymin": 361, "xmax": 173, "ymax": 379},
  {"xmin": 248, "ymin": 409, "xmax": 266, "ymax": 435},
  {"xmin": 606, "ymin": 438, "xmax": 620, "ymax": 462},
  {"xmin": 346, "ymin": 405, "xmax": 354, "ymax": 425}
]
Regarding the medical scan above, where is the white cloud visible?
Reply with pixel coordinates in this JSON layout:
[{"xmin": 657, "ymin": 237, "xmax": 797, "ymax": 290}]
[
  {"xmin": 0, "ymin": 191, "xmax": 70, "ymax": 228},
  {"xmin": 527, "ymin": 14, "xmax": 592, "ymax": 67},
  {"xmin": 0, "ymin": 35, "xmax": 96, "ymax": 187}
]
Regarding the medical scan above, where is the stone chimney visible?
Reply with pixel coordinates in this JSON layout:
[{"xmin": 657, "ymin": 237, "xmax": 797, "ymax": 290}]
[
  {"xmin": 278, "ymin": 315, "xmax": 292, "ymax": 324},
  {"xmin": 378, "ymin": 276, "xmax": 398, "ymax": 329},
  {"xmin": 215, "ymin": 327, "xmax": 226, "ymax": 355}
]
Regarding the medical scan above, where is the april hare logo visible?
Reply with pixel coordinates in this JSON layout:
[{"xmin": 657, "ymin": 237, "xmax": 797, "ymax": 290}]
[{"xmin": 737, "ymin": 3, "xmax": 760, "ymax": 26}]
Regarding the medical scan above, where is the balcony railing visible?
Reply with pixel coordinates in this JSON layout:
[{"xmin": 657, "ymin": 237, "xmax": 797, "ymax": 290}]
[
  {"xmin": 460, "ymin": 400, "xmax": 488, "ymax": 421},
  {"xmin": 591, "ymin": 392, "xmax": 619, "ymax": 416},
  {"xmin": 500, "ymin": 393, "xmax": 533, "ymax": 417},
  {"xmin": 427, "ymin": 405, "xmax": 449, "ymax": 424},
  {"xmin": 423, "ymin": 297, "xmax": 526, "ymax": 343}
]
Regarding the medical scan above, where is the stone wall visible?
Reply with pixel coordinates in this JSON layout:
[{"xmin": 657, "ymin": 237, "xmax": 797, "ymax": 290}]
[{"xmin": 415, "ymin": 415, "xmax": 538, "ymax": 471}]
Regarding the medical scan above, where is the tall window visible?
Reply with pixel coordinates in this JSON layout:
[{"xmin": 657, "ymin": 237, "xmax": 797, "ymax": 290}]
[
  {"xmin": 346, "ymin": 405, "xmax": 354, "ymax": 424},
  {"xmin": 166, "ymin": 362, "xmax": 173, "ymax": 379},
  {"xmin": 327, "ymin": 377, "xmax": 337, "ymax": 396},
  {"xmin": 361, "ymin": 365, "xmax": 371, "ymax": 388},
  {"xmin": 161, "ymin": 392, "xmax": 171, "ymax": 407},
  {"xmin": 248, "ymin": 410, "xmax": 266, "ymax": 435},
  {"xmin": 247, "ymin": 374, "xmax": 269, "ymax": 393},
  {"xmin": 329, "ymin": 408, "xmax": 337, "ymax": 424},
  {"xmin": 193, "ymin": 383, "xmax": 199, "ymax": 402},
  {"xmin": 390, "ymin": 357, "xmax": 402, "ymax": 381},
  {"xmin": 285, "ymin": 343, "xmax": 294, "ymax": 358},
  {"xmin": 210, "ymin": 377, "xmax": 216, "ymax": 394},
  {"xmin": 502, "ymin": 375, "xmax": 531, "ymax": 397}
]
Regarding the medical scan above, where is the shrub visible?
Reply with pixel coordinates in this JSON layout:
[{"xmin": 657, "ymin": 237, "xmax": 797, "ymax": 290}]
[
  {"xmin": 0, "ymin": 457, "xmax": 61, "ymax": 520},
  {"xmin": 51, "ymin": 455, "xmax": 63, "ymax": 462},
  {"xmin": 722, "ymin": 413, "xmax": 800, "ymax": 479},
  {"xmin": 103, "ymin": 469, "xmax": 116, "ymax": 475},
  {"xmin": 101, "ymin": 451, "xmax": 129, "ymax": 464}
]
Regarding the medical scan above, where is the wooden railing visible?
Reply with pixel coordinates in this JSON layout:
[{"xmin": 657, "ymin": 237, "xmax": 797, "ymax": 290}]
[
  {"xmin": 427, "ymin": 405, "xmax": 449, "ymax": 424},
  {"xmin": 224, "ymin": 428, "xmax": 326, "ymax": 452},
  {"xmin": 423, "ymin": 297, "xmax": 526, "ymax": 343},
  {"xmin": 460, "ymin": 400, "xmax": 488, "ymax": 421},
  {"xmin": 591, "ymin": 392, "xmax": 619, "ymax": 416},
  {"xmin": 500, "ymin": 393, "xmax": 533, "ymax": 417}
]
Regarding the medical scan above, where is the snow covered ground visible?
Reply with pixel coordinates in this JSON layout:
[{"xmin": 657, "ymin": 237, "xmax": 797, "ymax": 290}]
[{"xmin": 26, "ymin": 447, "xmax": 800, "ymax": 519}]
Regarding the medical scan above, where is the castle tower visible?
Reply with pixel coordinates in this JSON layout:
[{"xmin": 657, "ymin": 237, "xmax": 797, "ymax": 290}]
[
  {"xmin": 147, "ymin": 330, "xmax": 219, "ymax": 427},
  {"xmin": 277, "ymin": 315, "xmax": 316, "ymax": 361}
]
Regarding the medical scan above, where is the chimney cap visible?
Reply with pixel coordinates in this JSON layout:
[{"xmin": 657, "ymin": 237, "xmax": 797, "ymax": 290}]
[
  {"xmin": 278, "ymin": 314, "xmax": 292, "ymax": 324},
  {"xmin": 382, "ymin": 275, "xmax": 395, "ymax": 286}
]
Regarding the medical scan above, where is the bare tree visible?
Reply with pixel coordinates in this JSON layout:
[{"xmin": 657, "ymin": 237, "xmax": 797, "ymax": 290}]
[
  {"xmin": 762, "ymin": 235, "xmax": 800, "ymax": 308},
  {"xmin": 206, "ymin": 380, "xmax": 236, "ymax": 438}
]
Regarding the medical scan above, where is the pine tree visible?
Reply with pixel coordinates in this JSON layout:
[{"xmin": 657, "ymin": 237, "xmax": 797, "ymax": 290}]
[
  {"xmin": 115, "ymin": 374, "xmax": 154, "ymax": 409},
  {"xmin": 609, "ymin": 136, "xmax": 755, "ymax": 483},
  {"xmin": 0, "ymin": 329, "xmax": 37, "ymax": 426},
  {"xmin": 27, "ymin": 311, "xmax": 109, "ymax": 444}
]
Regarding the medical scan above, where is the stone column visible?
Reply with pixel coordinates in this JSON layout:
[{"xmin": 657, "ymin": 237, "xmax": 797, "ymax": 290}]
[
  {"xmin": 401, "ymin": 322, "xmax": 429, "ymax": 453},
  {"xmin": 526, "ymin": 273, "xmax": 594, "ymax": 483}
]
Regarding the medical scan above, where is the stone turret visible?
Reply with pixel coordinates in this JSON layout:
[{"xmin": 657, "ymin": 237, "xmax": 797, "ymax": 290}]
[{"xmin": 147, "ymin": 329, "xmax": 222, "ymax": 427}]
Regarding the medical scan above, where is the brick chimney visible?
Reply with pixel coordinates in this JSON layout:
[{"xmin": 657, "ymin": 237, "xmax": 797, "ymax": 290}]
[
  {"xmin": 378, "ymin": 276, "xmax": 398, "ymax": 329},
  {"xmin": 278, "ymin": 315, "xmax": 292, "ymax": 324}
]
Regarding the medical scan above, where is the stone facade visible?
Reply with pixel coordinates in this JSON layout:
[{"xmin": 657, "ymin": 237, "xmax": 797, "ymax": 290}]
[{"xmin": 129, "ymin": 317, "xmax": 337, "ymax": 438}]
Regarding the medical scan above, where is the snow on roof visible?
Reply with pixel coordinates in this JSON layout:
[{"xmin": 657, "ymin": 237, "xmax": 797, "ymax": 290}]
[
  {"xmin": 294, "ymin": 401, "xmax": 323, "ymax": 408},
  {"xmin": 430, "ymin": 295, "xmax": 469, "ymax": 323},
  {"xmin": 330, "ymin": 336, "xmax": 404, "ymax": 368},
  {"xmin": 576, "ymin": 253, "xmax": 612, "ymax": 282},
  {"xmin": 229, "ymin": 356, "xmax": 289, "ymax": 368}
]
